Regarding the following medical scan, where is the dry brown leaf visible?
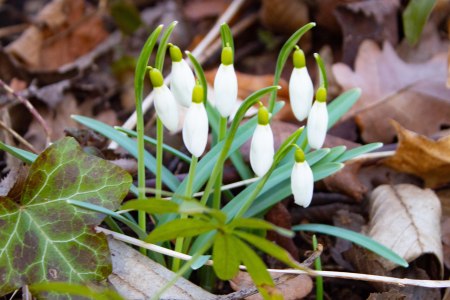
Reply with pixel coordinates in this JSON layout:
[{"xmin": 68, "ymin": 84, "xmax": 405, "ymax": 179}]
[
  {"xmin": 108, "ymin": 238, "xmax": 215, "ymax": 299},
  {"xmin": 230, "ymin": 271, "xmax": 312, "ymax": 300},
  {"xmin": 332, "ymin": 40, "xmax": 450, "ymax": 143},
  {"xmin": 6, "ymin": 0, "xmax": 108, "ymax": 71},
  {"xmin": 384, "ymin": 121, "xmax": 450, "ymax": 188},
  {"xmin": 259, "ymin": 0, "xmax": 309, "ymax": 35},
  {"xmin": 323, "ymin": 160, "xmax": 367, "ymax": 201},
  {"xmin": 334, "ymin": 0, "xmax": 399, "ymax": 65},
  {"xmin": 367, "ymin": 184, "xmax": 443, "ymax": 274}
]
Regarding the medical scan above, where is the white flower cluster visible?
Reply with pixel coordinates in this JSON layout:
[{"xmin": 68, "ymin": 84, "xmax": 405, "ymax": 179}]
[{"xmin": 150, "ymin": 43, "xmax": 328, "ymax": 208}]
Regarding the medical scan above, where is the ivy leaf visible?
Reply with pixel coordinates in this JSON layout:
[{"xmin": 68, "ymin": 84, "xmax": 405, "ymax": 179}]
[{"xmin": 0, "ymin": 137, "xmax": 132, "ymax": 296}]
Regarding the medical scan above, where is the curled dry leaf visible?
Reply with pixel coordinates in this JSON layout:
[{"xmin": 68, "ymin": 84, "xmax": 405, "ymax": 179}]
[
  {"xmin": 6, "ymin": 0, "xmax": 108, "ymax": 71},
  {"xmin": 367, "ymin": 184, "xmax": 443, "ymax": 275},
  {"xmin": 384, "ymin": 120, "xmax": 450, "ymax": 188},
  {"xmin": 332, "ymin": 40, "xmax": 450, "ymax": 143}
]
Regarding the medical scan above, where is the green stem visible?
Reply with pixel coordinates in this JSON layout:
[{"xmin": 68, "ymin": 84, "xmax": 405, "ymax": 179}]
[
  {"xmin": 213, "ymin": 117, "xmax": 227, "ymax": 209},
  {"xmin": 313, "ymin": 235, "xmax": 324, "ymax": 300},
  {"xmin": 152, "ymin": 239, "xmax": 214, "ymax": 300},
  {"xmin": 172, "ymin": 156, "xmax": 198, "ymax": 272},
  {"xmin": 156, "ymin": 118, "xmax": 163, "ymax": 199}
]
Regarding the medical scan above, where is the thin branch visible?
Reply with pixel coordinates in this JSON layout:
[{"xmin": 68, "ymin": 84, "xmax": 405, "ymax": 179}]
[
  {"xmin": 98, "ymin": 227, "xmax": 450, "ymax": 289},
  {"xmin": 0, "ymin": 120, "xmax": 38, "ymax": 153},
  {"xmin": 0, "ymin": 79, "xmax": 51, "ymax": 145}
]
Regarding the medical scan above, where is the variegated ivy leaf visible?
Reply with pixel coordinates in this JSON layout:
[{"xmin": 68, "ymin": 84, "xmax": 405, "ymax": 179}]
[{"xmin": 0, "ymin": 137, "xmax": 132, "ymax": 297}]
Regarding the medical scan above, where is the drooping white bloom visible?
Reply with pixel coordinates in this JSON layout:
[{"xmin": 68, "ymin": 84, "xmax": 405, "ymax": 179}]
[
  {"xmin": 291, "ymin": 149, "xmax": 314, "ymax": 207},
  {"xmin": 214, "ymin": 46, "xmax": 237, "ymax": 118},
  {"xmin": 169, "ymin": 44, "xmax": 195, "ymax": 107},
  {"xmin": 289, "ymin": 47, "xmax": 314, "ymax": 122},
  {"xmin": 250, "ymin": 106, "xmax": 274, "ymax": 177},
  {"xmin": 307, "ymin": 87, "xmax": 328, "ymax": 149},
  {"xmin": 183, "ymin": 84, "xmax": 209, "ymax": 157},
  {"xmin": 150, "ymin": 68, "xmax": 179, "ymax": 132}
]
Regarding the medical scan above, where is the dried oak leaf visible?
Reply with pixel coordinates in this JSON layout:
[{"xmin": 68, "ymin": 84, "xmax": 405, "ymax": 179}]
[
  {"xmin": 332, "ymin": 40, "xmax": 450, "ymax": 143},
  {"xmin": 6, "ymin": 0, "xmax": 108, "ymax": 71},
  {"xmin": 0, "ymin": 137, "xmax": 131, "ymax": 297},
  {"xmin": 367, "ymin": 184, "xmax": 443, "ymax": 276},
  {"xmin": 384, "ymin": 120, "xmax": 450, "ymax": 188}
]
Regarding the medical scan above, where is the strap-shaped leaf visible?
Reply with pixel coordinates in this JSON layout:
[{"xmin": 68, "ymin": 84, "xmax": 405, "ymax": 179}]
[
  {"xmin": 121, "ymin": 199, "xmax": 179, "ymax": 214},
  {"xmin": 230, "ymin": 218, "xmax": 293, "ymax": 238}
]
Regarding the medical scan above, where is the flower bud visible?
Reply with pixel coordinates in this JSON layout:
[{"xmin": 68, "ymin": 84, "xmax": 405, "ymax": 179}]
[
  {"xmin": 214, "ymin": 46, "xmax": 238, "ymax": 118},
  {"xmin": 169, "ymin": 44, "xmax": 196, "ymax": 108},
  {"xmin": 182, "ymin": 83, "xmax": 209, "ymax": 157},
  {"xmin": 250, "ymin": 105, "xmax": 274, "ymax": 177},
  {"xmin": 150, "ymin": 68, "xmax": 179, "ymax": 132},
  {"xmin": 291, "ymin": 148, "xmax": 313, "ymax": 207},
  {"xmin": 307, "ymin": 86, "xmax": 328, "ymax": 149},
  {"xmin": 289, "ymin": 47, "xmax": 314, "ymax": 122}
]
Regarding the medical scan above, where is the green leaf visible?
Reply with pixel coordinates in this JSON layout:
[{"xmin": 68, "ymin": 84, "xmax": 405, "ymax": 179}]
[
  {"xmin": 314, "ymin": 146, "xmax": 346, "ymax": 165},
  {"xmin": 335, "ymin": 143, "xmax": 383, "ymax": 163},
  {"xmin": 312, "ymin": 162, "xmax": 344, "ymax": 181},
  {"xmin": 30, "ymin": 281, "xmax": 124, "ymax": 300},
  {"xmin": 220, "ymin": 23, "xmax": 234, "ymax": 52},
  {"xmin": 233, "ymin": 230, "xmax": 299, "ymax": 269},
  {"xmin": 328, "ymin": 88, "xmax": 360, "ymax": 129},
  {"xmin": 292, "ymin": 224, "xmax": 409, "ymax": 267},
  {"xmin": 233, "ymin": 238, "xmax": 275, "ymax": 296},
  {"xmin": 115, "ymin": 127, "xmax": 192, "ymax": 163},
  {"xmin": 212, "ymin": 233, "xmax": 240, "ymax": 280},
  {"xmin": 145, "ymin": 219, "xmax": 218, "ymax": 244},
  {"xmin": 269, "ymin": 22, "xmax": 316, "ymax": 111},
  {"xmin": 121, "ymin": 199, "xmax": 180, "ymax": 214},
  {"xmin": 71, "ymin": 115, "xmax": 180, "ymax": 191},
  {"xmin": 109, "ymin": 0, "xmax": 142, "ymax": 35},
  {"xmin": 0, "ymin": 137, "xmax": 132, "ymax": 296},
  {"xmin": 314, "ymin": 53, "xmax": 328, "ymax": 90},
  {"xmin": 0, "ymin": 141, "xmax": 37, "ymax": 164},
  {"xmin": 155, "ymin": 21, "xmax": 177, "ymax": 71},
  {"xmin": 403, "ymin": 0, "xmax": 436, "ymax": 46},
  {"xmin": 230, "ymin": 218, "xmax": 294, "ymax": 238}
]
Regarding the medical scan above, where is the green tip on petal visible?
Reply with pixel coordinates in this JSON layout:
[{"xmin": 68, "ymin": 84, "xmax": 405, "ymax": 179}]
[
  {"xmin": 316, "ymin": 86, "xmax": 327, "ymax": 103},
  {"xmin": 294, "ymin": 148, "xmax": 305, "ymax": 163},
  {"xmin": 257, "ymin": 105, "xmax": 270, "ymax": 125},
  {"xmin": 192, "ymin": 83, "xmax": 204, "ymax": 104},
  {"xmin": 293, "ymin": 47, "xmax": 306, "ymax": 69},
  {"xmin": 169, "ymin": 44, "xmax": 183, "ymax": 62},
  {"xmin": 221, "ymin": 46, "xmax": 233, "ymax": 65},
  {"xmin": 149, "ymin": 68, "xmax": 164, "ymax": 87}
]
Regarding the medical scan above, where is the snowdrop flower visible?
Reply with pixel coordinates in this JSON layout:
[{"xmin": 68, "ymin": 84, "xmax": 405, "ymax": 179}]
[
  {"xmin": 214, "ymin": 45, "xmax": 238, "ymax": 118},
  {"xmin": 307, "ymin": 86, "xmax": 328, "ymax": 149},
  {"xmin": 291, "ymin": 148, "xmax": 313, "ymax": 207},
  {"xmin": 183, "ymin": 83, "xmax": 209, "ymax": 157},
  {"xmin": 169, "ymin": 44, "xmax": 195, "ymax": 107},
  {"xmin": 150, "ymin": 67, "xmax": 179, "ymax": 132},
  {"xmin": 289, "ymin": 46, "xmax": 314, "ymax": 122},
  {"xmin": 250, "ymin": 105, "xmax": 274, "ymax": 177}
]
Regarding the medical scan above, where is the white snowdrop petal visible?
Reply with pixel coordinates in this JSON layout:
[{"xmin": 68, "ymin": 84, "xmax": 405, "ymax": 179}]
[
  {"xmin": 182, "ymin": 102, "xmax": 209, "ymax": 157},
  {"xmin": 154, "ymin": 85, "xmax": 179, "ymax": 132},
  {"xmin": 291, "ymin": 161, "xmax": 314, "ymax": 207},
  {"xmin": 171, "ymin": 60, "xmax": 196, "ymax": 107},
  {"xmin": 214, "ymin": 64, "xmax": 238, "ymax": 118},
  {"xmin": 250, "ymin": 124, "xmax": 274, "ymax": 177},
  {"xmin": 307, "ymin": 101, "xmax": 328, "ymax": 149},
  {"xmin": 289, "ymin": 67, "xmax": 314, "ymax": 122}
]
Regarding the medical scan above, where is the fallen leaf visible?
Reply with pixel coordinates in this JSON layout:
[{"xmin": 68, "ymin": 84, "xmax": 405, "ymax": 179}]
[
  {"xmin": 323, "ymin": 160, "xmax": 367, "ymax": 201},
  {"xmin": 332, "ymin": 40, "xmax": 450, "ymax": 143},
  {"xmin": 6, "ymin": 0, "xmax": 108, "ymax": 71},
  {"xmin": 230, "ymin": 271, "xmax": 312, "ymax": 300},
  {"xmin": 0, "ymin": 137, "xmax": 132, "ymax": 296},
  {"xmin": 108, "ymin": 238, "xmax": 215, "ymax": 299},
  {"xmin": 367, "ymin": 184, "xmax": 443, "ymax": 275},
  {"xmin": 441, "ymin": 218, "xmax": 450, "ymax": 269},
  {"xmin": 334, "ymin": 0, "xmax": 400, "ymax": 65},
  {"xmin": 259, "ymin": 0, "xmax": 309, "ymax": 35},
  {"xmin": 384, "ymin": 121, "xmax": 450, "ymax": 188}
]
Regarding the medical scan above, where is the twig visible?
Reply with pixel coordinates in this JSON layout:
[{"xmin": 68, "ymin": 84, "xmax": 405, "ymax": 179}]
[
  {"xmin": 98, "ymin": 227, "xmax": 450, "ymax": 289},
  {"xmin": 0, "ymin": 79, "xmax": 51, "ymax": 145},
  {"xmin": 0, "ymin": 120, "xmax": 38, "ymax": 153},
  {"xmin": 109, "ymin": 0, "xmax": 248, "ymax": 149},
  {"xmin": 347, "ymin": 150, "xmax": 395, "ymax": 162}
]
